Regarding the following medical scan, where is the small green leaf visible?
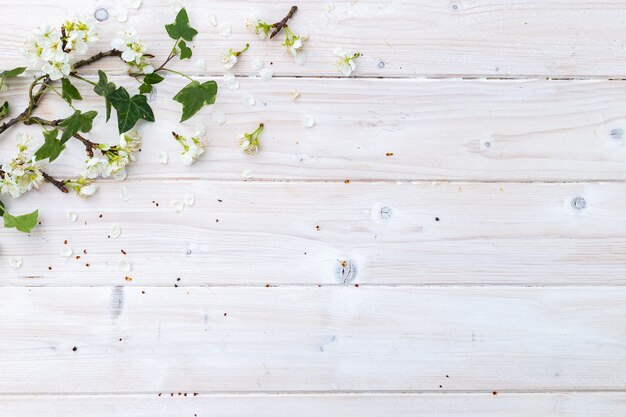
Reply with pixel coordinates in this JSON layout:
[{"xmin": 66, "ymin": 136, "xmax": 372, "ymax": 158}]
[
  {"xmin": 93, "ymin": 70, "xmax": 117, "ymax": 122},
  {"xmin": 61, "ymin": 78, "xmax": 82, "ymax": 105},
  {"xmin": 58, "ymin": 110, "xmax": 97, "ymax": 143},
  {"xmin": 0, "ymin": 101, "xmax": 8, "ymax": 119},
  {"xmin": 109, "ymin": 86, "xmax": 155, "ymax": 133},
  {"xmin": 3, "ymin": 209, "xmax": 39, "ymax": 233},
  {"xmin": 173, "ymin": 80, "xmax": 218, "ymax": 122},
  {"xmin": 139, "ymin": 73, "xmax": 164, "ymax": 95},
  {"xmin": 179, "ymin": 40, "xmax": 193, "ymax": 59},
  {"xmin": 165, "ymin": 8, "xmax": 198, "ymax": 41},
  {"xmin": 35, "ymin": 128, "xmax": 66, "ymax": 162},
  {"xmin": 0, "ymin": 67, "xmax": 26, "ymax": 78}
]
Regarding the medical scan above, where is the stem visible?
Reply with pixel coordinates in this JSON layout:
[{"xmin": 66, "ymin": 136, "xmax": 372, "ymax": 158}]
[
  {"xmin": 161, "ymin": 68, "xmax": 194, "ymax": 82},
  {"xmin": 25, "ymin": 117, "xmax": 99, "ymax": 157},
  {"xmin": 70, "ymin": 49, "xmax": 123, "ymax": 72},
  {"xmin": 270, "ymin": 5, "xmax": 297, "ymax": 39},
  {"xmin": 70, "ymin": 73, "xmax": 96, "ymax": 86},
  {"xmin": 235, "ymin": 43, "xmax": 250, "ymax": 57},
  {"xmin": 42, "ymin": 172, "xmax": 68, "ymax": 193}
]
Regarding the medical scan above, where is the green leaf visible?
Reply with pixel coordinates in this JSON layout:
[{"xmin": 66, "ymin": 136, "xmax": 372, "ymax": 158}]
[
  {"xmin": 34, "ymin": 128, "xmax": 66, "ymax": 162},
  {"xmin": 93, "ymin": 70, "xmax": 117, "ymax": 122},
  {"xmin": 165, "ymin": 8, "xmax": 198, "ymax": 41},
  {"xmin": 58, "ymin": 110, "xmax": 97, "ymax": 143},
  {"xmin": 0, "ymin": 67, "xmax": 26, "ymax": 78},
  {"xmin": 61, "ymin": 78, "xmax": 82, "ymax": 105},
  {"xmin": 0, "ymin": 101, "xmax": 8, "ymax": 119},
  {"xmin": 3, "ymin": 209, "xmax": 39, "ymax": 233},
  {"xmin": 179, "ymin": 40, "xmax": 192, "ymax": 59},
  {"xmin": 139, "ymin": 72, "xmax": 164, "ymax": 95},
  {"xmin": 173, "ymin": 80, "xmax": 218, "ymax": 122},
  {"xmin": 109, "ymin": 86, "xmax": 155, "ymax": 133}
]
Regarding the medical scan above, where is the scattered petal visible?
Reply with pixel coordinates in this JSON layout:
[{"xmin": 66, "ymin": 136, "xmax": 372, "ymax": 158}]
[
  {"xmin": 120, "ymin": 186, "xmax": 131, "ymax": 201},
  {"xmin": 112, "ymin": 8, "xmax": 129, "ymax": 22},
  {"xmin": 243, "ymin": 93, "xmax": 256, "ymax": 107},
  {"xmin": 67, "ymin": 211, "xmax": 77, "ymax": 223},
  {"xmin": 218, "ymin": 23, "xmax": 232, "ymax": 37},
  {"xmin": 195, "ymin": 122, "xmax": 207, "ymax": 136},
  {"xmin": 171, "ymin": 200, "xmax": 185, "ymax": 213},
  {"xmin": 212, "ymin": 110, "xmax": 226, "ymax": 124},
  {"xmin": 302, "ymin": 116, "xmax": 316, "ymax": 128},
  {"xmin": 60, "ymin": 247, "xmax": 73, "ymax": 257},
  {"xmin": 325, "ymin": 3, "xmax": 335, "ymax": 12},
  {"xmin": 242, "ymin": 169, "xmax": 254, "ymax": 179},
  {"xmin": 207, "ymin": 15, "xmax": 217, "ymax": 26},
  {"xmin": 294, "ymin": 52, "xmax": 307, "ymax": 66},
  {"xmin": 259, "ymin": 67, "xmax": 273, "ymax": 81},
  {"xmin": 109, "ymin": 224, "xmax": 122, "ymax": 239},
  {"xmin": 10, "ymin": 256, "xmax": 22, "ymax": 268},
  {"xmin": 159, "ymin": 151, "xmax": 169, "ymax": 164},
  {"xmin": 195, "ymin": 59, "xmax": 206, "ymax": 71},
  {"xmin": 251, "ymin": 58, "xmax": 265, "ymax": 71},
  {"xmin": 127, "ymin": 0, "xmax": 142, "ymax": 10},
  {"xmin": 291, "ymin": 90, "xmax": 301, "ymax": 100},
  {"xmin": 223, "ymin": 72, "xmax": 240, "ymax": 90},
  {"xmin": 118, "ymin": 259, "xmax": 132, "ymax": 272},
  {"xmin": 184, "ymin": 193, "xmax": 195, "ymax": 206}
]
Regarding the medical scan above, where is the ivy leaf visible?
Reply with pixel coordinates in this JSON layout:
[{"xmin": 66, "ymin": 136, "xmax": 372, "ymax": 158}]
[
  {"xmin": 173, "ymin": 80, "xmax": 218, "ymax": 122},
  {"xmin": 93, "ymin": 70, "xmax": 117, "ymax": 122},
  {"xmin": 34, "ymin": 128, "xmax": 66, "ymax": 162},
  {"xmin": 3, "ymin": 208, "xmax": 39, "ymax": 233},
  {"xmin": 139, "ymin": 72, "xmax": 164, "ymax": 95},
  {"xmin": 58, "ymin": 110, "xmax": 97, "ymax": 143},
  {"xmin": 109, "ymin": 86, "xmax": 155, "ymax": 133},
  {"xmin": 0, "ymin": 101, "xmax": 8, "ymax": 119},
  {"xmin": 0, "ymin": 67, "xmax": 26, "ymax": 78},
  {"xmin": 165, "ymin": 8, "xmax": 198, "ymax": 41},
  {"xmin": 178, "ymin": 40, "xmax": 192, "ymax": 59},
  {"xmin": 61, "ymin": 78, "xmax": 82, "ymax": 105}
]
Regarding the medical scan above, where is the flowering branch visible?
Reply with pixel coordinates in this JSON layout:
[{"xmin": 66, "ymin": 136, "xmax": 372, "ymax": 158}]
[
  {"xmin": 41, "ymin": 171, "xmax": 68, "ymax": 193},
  {"xmin": 270, "ymin": 6, "xmax": 298, "ymax": 39}
]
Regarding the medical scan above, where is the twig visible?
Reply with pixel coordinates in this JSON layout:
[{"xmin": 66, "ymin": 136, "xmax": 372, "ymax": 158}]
[
  {"xmin": 25, "ymin": 116, "xmax": 99, "ymax": 157},
  {"xmin": 42, "ymin": 172, "xmax": 68, "ymax": 193},
  {"xmin": 0, "ymin": 49, "xmax": 124, "ymax": 137},
  {"xmin": 270, "ymin": 5, "xmax": 297, "ymax": 39}
]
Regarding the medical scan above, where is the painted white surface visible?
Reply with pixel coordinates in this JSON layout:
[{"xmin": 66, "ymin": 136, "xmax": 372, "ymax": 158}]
[{"xmin": 0, "ymin": 1, "xmax": 625, "ymax": 415}]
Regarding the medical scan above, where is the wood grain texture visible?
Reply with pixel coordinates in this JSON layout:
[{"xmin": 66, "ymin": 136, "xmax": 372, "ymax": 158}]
[
  {"xmin": 2, "ymin": 393, "xmax": 626, "ymax": 417},
  {"xmin": 1, "ymin": 1, "xmax": 626, "ymax": 77},
  {"xmin": 1, "ymin": 181, "xmax": 625, "ymax": 286},
  {"xmin": 3, "ymin": 77, "xmax": 626, "ymax": 181},
  {"xmin": 1, "ymin": 286, "xmax": 625, "ymax": 393}
]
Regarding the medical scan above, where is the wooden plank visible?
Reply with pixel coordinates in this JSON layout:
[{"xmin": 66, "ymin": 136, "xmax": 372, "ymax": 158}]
[
  {"xmin": 3, "ymin": 77, "xmax": 626, "ymax": 181},
  {"xmin": 2, "ymin": 393, "xmax": 626, "ymax": 416},
  {"xmin": 2, "ymin": 1, "xmax": 626, "ymax": 77},
  {"xmin": 1, "ymin": 286, "xmax": 625, "ymax": 392},
  {"xmin": 2, "ymin": 181, "xmax": 626, "ymax": 285}
]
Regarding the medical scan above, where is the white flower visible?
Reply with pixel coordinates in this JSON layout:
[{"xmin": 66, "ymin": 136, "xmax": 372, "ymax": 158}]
[
  {"xmin": 238, "ymin": 123, "xmax": 264, "ymax": 155},
  {"xmin": 220, "ymin": 51, "xmax": 238, "ymax": 69},
  {"xmin": 78, "ymin": 182, "xmax": 97, "ymax": 197},
  {"xmin": 81, "ymin": 157, "xmax": 108, "ymax": 179},
  {"xmin": 111, "ymin": 29, "xmax": 148, "ymax": 64},
  {"xmin": 245, "ymin": 16, "xmax": 271, "ymax": 39},
  {"xmin": 334, "ymin": 48, "xmax": 360, "ymax": 76},
  {"xmin": 173, "ymin": 132, "xmax": 206, "ymax": 166},
  {"xmin": 282, "ymin": 29, "xmax": 306, "ymax": 62},
  {"xmin": 63, "ymin": 17, "xmax": 98, "ymax": 54},
  {"xmin": 0, "ymin": 134, "xmax": 45, "ymax": 198},
  {"xmin": 41, "ymin": 55, "xmax": 71, "ymax": 80},
  {"xmin": 65, "ymin": 176, "xmax": 97, "ymax": 198}
]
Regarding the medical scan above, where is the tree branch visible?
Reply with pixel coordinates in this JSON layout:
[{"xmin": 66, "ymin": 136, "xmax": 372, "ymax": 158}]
[
  {"xmin": 42, "ymin": 172, "xmax": 68, "ymax": 193},
  {"xmin": 270, "ymin": 5, "xmax": 297, "ymax": 39},
  {"xmin": 25, "ymin": 116, "xmax": 99, "ymax": 157}
]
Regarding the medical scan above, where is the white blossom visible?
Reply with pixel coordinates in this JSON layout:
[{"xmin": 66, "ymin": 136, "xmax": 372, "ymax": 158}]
[
  {"xmin": 0, "ymin": 134, "xmax": 45, "ymax": 198},
  {"xmin": 41, "ymin": 55, "xmax": 71, "ymax": 80},
  {"xmin": 111, "ymin": 29, "xmax": 148, "ymax": 64},
  {"xmin": 245, "ymin": 16, "xmax": 271, "ymax": 39},
  {"xmin": 173, "ymin": 132, "xmax": 206, "ymax": 166},
  {"xmin": 238, "ymin": 123, "xmax": 264, "ymax": 155},
  {"xmin": 220, "ymin": 51, "xmax": 238, "ymax": 69},
  {"xmin": 334, "ymin": 48, "xmax": 360, "ymax": 76}
]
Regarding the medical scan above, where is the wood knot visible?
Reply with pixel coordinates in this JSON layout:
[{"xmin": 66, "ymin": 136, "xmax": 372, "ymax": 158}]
[
  {"xmin": 336, "ymin": 259, "xmax": 358, "ymax": 284},
  {"xmin": 571, "ymin": 196, "xmax": 586, "ymax": 210}
]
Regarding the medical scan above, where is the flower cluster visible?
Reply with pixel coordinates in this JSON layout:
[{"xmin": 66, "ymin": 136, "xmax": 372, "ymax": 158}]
[
  {"xmin": 282, "ymin": 27, "xmax": 307, "ymax": 65},
  {"xmin": 238, "ymin": 123, "xmax": 264, "ymax": 155},
  {"xmin": 67, "ymin": 130, "xmax": 142, "ymax": 198},
  {"xmin": 0, "ymin": 134, "xmax": 45, "ymax": 198},
  {"xmin": 172, "ymin": 131, "xmax": 206, "ymax": 165},
  {"xmin": 111, "ymin": 29, "xmax": 154, "ymax": 74},
  {"xmin": 334, "ymin": 48, "xmax": 361, "ymax": 76},
  {"xmin": 24, "ymin": 17, "xmax": 98, "ymax": 80},
  {"xmin": 245, "ymin": 17, "xmax": 273, "ymax": 40}
]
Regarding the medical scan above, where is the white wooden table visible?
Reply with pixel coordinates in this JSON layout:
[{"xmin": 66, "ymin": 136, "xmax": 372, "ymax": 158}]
[{"xmin": 1, "ymin": 1, "xmax": 626, "ymax": 415}]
